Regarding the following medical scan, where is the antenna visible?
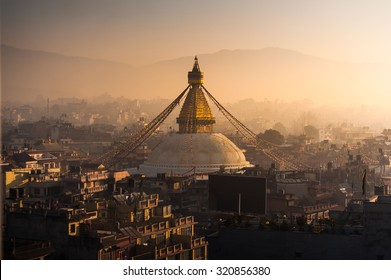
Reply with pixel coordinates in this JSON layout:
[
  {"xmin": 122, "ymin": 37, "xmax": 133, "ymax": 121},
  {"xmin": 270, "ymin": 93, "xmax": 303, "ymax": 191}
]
[
  {"xmin": 362, "ymin": 169, "xmax": 367, "ymax": 201},
  {"xmin": 47, "ymin": 98, "xmax": 50, "ymax": 117},
  {"xmin": 238, "ymin": 192, "xmax": 241, "ymax": 216}
]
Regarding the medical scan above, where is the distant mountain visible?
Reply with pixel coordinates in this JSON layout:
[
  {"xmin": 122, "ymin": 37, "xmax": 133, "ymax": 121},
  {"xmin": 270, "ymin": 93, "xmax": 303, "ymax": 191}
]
[
  {"xmin": 1, "ymin": 45, "xmax": 135, "ymax": 103},
  {"xmin": 2, "ymin": 45, "xmax": 391, "ymax": 106}
]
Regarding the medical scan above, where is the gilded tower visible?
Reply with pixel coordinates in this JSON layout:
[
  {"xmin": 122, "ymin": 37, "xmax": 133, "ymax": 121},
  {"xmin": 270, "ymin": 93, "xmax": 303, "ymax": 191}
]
[
  {"xmin": 140, "ymin": 57, "xmax": 251, "ymax": 176},
  {"xmin": 176, "ymin": 57, "xmax": 216, "ymax": 133}
]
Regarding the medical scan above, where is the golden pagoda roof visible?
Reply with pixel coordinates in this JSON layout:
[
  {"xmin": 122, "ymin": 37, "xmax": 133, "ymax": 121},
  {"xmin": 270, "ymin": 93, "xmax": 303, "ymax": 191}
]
[{"xmin": 177, "ymin": 57, "xmax": 215, "ymax": 133}]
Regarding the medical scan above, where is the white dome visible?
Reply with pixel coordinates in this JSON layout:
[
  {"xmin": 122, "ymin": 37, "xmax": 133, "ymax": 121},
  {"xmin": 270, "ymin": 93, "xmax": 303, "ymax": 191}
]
[{"xmin": 139, "ymin": 133, "xmax": 251, "ymax": 176}]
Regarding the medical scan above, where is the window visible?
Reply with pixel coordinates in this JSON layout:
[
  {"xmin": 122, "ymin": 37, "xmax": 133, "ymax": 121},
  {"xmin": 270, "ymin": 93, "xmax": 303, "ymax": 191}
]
[
  {"xmin": 156, "ymin": 233, "xmax": 166, "ymax": 245},
  {"xmin": 181, "ymin": 226, "xmax": 192, "ymax": 236},
  {"xmin": 136, "ymin": 212, "xmax": 143, "ymax": 222},
  {"xmin": 163, "ymin": 205, "xmax": 171, "ymax": 216},
  {"xmin": 70, "ymin": 223, "xmax": 76, "ymax": 234},
  {"xmin": 142, "ymin": 236, "xmax": 149, "ymax": 245}
]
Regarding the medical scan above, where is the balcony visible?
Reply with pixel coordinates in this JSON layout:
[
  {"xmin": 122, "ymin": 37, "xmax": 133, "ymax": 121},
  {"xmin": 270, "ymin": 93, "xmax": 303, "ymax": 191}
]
[
  {"xmin": 159, "ymin": 221, "xmax": 167, "ymax": 231},
  {"xmin": 88, "ymin": 173, "xmax": 108, "ymax": 181},
  {"xmin": 138, "ymin": 198, "xmax": 159, "ymax": 210},
  {"xmin": 191, "ymin": 237, "xmax": 206, "ymax": 248},
  {"xmin": 173, "ymin": 216, "xmax": 195, "ymax": 227},
  {"xmin": 136, "ymin": 221, "xmax": 169, "ymax": 235},
  {"xmin": 303, "ymin": 203, "xmax": 332, "ymax": 213},
  {"xmin": 81, "ymin": 185, "xmax": 108, "ymax": 195},
  {"xmin": 137, "ymin": 226, "xmax": 144, "ymax": 234},
  {"xmin": 46, "ymin": 167, "xmax": 61, "ymax": 173},
  {"xmin": 144, "ymin": 225, "xmax": 152, "ymax": 234},
  {"xmin": 80, "ymin": 173, "xmax": 108, "ymax": 182},
  {"xmin": 157, "ymin": 244, "xmax": 183, "ymax": 258}
]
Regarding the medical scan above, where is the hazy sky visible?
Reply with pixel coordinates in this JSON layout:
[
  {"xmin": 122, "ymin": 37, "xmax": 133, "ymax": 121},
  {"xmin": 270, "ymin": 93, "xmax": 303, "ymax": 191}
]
[{"xmin": 2, "ymin": 0, "xmax": 391, "ymax": 66}]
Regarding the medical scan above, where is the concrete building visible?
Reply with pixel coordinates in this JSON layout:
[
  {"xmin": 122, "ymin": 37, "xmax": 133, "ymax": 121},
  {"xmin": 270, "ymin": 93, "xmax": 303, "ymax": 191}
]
[
  {"xmin": 4, "ymin": 205, "xmax": 98, "ymax": 259},
  {"xmin": 93, "ymin": 193, "xmax": 208, "ymax": 260},
  {"xmin": 319, "ymin": 127, "xmax": 333, "ymax": 142},
  {"xmin": 4, "ymin": 190, "xmax": 207, "ymax": 260},
  {"xmin": 364, "ymin": 196, "xmax": 391, "ymax": 259},
  {"xmin": 63, "ymin": 163, "xmax": 109, "ymax": 202}
]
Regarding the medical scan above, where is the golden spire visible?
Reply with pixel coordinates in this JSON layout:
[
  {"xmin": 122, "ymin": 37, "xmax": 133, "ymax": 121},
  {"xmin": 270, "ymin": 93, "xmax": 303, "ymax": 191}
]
[
  {"xmin": 192, "ymin": 56, "xmax": 201, "ymax": 72},
  {"xmin": 177, "ymin": 57, "xmax": 215, "ymax": 133},
  {"xmin": 188, "ymin": 56, "xmax": 204, "ymax": 85}
]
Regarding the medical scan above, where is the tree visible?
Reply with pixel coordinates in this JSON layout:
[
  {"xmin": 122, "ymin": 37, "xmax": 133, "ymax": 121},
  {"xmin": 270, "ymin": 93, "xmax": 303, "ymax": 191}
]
[
  {"xmin": 273, "ymin": 122, "xmax": 288, "ymax": 136},
  {"xmin": 257, "ymin": 129, "xmax": 285, "ymax": 145},
  {"xmin": 304, "ymin": 125, "xmax": 318, "ymax": 139}
]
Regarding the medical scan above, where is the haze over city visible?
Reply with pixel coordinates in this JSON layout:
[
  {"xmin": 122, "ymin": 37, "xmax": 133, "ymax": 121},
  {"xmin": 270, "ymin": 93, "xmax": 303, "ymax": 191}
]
[
  {"xmin": 3, "ymin": 0, "xmax": 391, "ymax": 65},
  {"xmin": 2, "ymin": 1, "xmax": 391, "ymax": 114}
]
